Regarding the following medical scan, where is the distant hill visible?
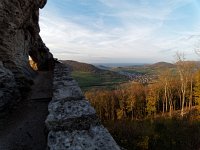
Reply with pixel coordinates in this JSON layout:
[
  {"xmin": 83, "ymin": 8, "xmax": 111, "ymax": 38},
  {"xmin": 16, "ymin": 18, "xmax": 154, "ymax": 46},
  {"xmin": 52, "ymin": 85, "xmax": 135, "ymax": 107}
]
[
  {"xmin": 60, "ymin": 60, "xmax": 128, "ymax": 90},
  {"xmin": 61, "ymin": 60, "xmax": 101, "ymax": 73},
  {"xmin": 111, "ymin": 61, "xmax": 176, "ymax": 75},
  {"xmin": 150, "ymin": 62, "xmax": 175, "ymax": 68},
  {"xmin": 94, "ymin": 65, "xmax": 111, "ymax": 70}
]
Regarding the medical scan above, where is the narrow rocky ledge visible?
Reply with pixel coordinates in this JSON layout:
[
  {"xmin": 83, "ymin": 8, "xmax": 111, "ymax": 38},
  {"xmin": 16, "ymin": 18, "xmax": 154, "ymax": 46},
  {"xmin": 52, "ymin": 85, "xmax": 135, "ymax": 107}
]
[{"xmin": 45, "ymin": 63, "xmax": 121, "ymax": 150}]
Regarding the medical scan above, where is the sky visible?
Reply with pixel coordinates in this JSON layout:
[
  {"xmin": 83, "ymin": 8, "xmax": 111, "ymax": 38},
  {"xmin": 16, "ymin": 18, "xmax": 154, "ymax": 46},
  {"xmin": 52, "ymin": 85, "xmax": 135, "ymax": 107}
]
[{"xmin": 39, "ymin": 0, "xmax": 200, "ymax": 63}]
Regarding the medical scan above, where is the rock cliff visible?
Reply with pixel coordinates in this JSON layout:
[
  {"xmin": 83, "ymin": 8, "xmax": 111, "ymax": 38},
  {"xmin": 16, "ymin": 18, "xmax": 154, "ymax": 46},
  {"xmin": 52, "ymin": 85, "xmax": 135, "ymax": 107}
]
[{"xmin": 0, "ymin": 0, "xmax": 53, "ymax": 111}]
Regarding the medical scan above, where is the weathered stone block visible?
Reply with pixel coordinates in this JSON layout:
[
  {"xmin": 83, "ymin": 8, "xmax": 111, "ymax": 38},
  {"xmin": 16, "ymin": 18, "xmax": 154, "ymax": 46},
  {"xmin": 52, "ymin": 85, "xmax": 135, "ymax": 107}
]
[
  {"xmin": 53, "ymin": 85, "xmax": 84, "ymax": 101},
  {"xmin": 48, "ymin": 125, "xmax": 121, "ymax": 150},
  {"xmin": 46, "ymin": 100, "xmax": 99, "ymax": 131}
]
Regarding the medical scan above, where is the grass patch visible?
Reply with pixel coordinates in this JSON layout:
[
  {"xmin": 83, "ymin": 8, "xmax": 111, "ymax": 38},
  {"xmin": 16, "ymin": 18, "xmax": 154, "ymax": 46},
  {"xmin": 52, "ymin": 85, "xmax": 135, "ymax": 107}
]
[
  {"xmin": 71, "ymin": 71, "xmax": 102, "ymax": 87},
  {"xmin": 71, "ymin": 71, "xmax": 127, "ymax": 90}
]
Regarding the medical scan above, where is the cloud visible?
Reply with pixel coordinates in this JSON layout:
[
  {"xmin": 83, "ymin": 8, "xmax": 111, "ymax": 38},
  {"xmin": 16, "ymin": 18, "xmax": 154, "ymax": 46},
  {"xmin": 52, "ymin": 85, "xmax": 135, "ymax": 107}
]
[{"xmin": 39, "ymin": 0, "xmax": 200, "ymax": 63}]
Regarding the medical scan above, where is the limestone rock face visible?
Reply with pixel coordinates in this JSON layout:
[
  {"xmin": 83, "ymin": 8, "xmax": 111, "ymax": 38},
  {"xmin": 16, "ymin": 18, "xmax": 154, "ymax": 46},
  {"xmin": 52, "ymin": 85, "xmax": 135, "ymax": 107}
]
[
  {"xmin": 0, "ymin": 0, "xmax": 53, "ymax": 110},
  {"xmin": 0, "ymin": 61, "xmax": 19, "ymax": 111},
  {"xmin": 0, "ymin": 0, "xmax": 53, "ymax": 74}
]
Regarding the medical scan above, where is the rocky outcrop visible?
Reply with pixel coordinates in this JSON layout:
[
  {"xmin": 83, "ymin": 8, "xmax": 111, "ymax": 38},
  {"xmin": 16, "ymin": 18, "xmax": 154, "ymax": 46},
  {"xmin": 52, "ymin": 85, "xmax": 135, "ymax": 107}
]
[
  {"xmin": 0, "ymin": 61, "xmax": 20, "ymax": 111},
  {"xmin": 1, "ymin": 1, "xmax": 121, "ymax": 148},
  {"xmin": 46, "ymin": 63, "xmax": 121, "ymax": 150},
  {"xmin": 0, "ymin": 0, "xmax": 53, "ymax": 111}
]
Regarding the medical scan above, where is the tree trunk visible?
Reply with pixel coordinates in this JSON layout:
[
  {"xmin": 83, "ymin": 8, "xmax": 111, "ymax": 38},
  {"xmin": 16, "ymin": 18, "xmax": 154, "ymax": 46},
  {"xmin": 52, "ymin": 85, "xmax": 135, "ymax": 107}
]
[
  {"xmin": 162, "ymin": 99, "xmax": 165, "ymax": 115},
  {"xmin": 181, "ymin": 84, "xmax": 186, "ymax": 117},
  {"xmin": 164, "ymin": 81, "xmax": 168, "ymax": 112},
  {"xmin": 169, "ymin": 103, "xmax": 173, "ymax": 117},
  {"xmin": 189, "ymin": 78, "xmax": 193, "ymax": 109}
]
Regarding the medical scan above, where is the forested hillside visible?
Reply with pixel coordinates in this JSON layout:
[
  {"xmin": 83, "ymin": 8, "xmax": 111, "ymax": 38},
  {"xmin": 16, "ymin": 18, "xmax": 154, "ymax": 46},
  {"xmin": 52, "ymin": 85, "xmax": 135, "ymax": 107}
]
[
  {"xmin": 71, "ymin": 59, "xmax": 200, "ymax": 150},
  {"xmin": 61, "ymin": 60, "xmax": 101, "ymax": 72}
]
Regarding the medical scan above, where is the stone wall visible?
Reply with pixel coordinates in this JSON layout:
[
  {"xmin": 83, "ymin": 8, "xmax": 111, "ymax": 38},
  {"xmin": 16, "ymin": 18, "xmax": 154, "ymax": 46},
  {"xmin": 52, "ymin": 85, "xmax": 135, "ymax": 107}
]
[
  {"xmin": 45, "ymin": 63, "xmax": 121, "ymax": 150},
  {"xmin": 0, "ymin": 0, "xmax": 53, "ymax": 111}
]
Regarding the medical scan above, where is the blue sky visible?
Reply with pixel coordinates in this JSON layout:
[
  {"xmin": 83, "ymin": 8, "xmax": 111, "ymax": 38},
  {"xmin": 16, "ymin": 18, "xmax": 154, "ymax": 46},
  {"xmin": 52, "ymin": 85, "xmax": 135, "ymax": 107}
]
[{"xmin": 40, "ymin": 0, "xmax": 200, "ymax": 63}]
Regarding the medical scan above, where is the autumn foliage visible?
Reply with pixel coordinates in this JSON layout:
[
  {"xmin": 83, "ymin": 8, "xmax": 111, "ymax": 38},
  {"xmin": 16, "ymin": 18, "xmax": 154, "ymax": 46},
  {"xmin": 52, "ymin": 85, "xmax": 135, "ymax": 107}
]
[{"xmin": 84, "ymin": 61, "xmax": 200, "ymax": 150}]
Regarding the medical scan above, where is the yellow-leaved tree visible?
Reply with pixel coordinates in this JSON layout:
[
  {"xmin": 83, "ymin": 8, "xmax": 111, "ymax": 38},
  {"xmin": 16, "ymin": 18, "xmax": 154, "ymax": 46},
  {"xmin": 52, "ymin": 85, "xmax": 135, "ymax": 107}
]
[{"xmin": 194, "ymin": 70, "xmax": 200, "ymax": 108}]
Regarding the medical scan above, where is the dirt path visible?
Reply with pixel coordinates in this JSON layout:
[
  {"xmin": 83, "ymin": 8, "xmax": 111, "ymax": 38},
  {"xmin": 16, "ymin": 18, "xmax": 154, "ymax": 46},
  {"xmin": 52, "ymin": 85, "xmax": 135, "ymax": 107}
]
[{"xmin": 0, "ymin": 71, "xmax": 52, "ymax": 150}]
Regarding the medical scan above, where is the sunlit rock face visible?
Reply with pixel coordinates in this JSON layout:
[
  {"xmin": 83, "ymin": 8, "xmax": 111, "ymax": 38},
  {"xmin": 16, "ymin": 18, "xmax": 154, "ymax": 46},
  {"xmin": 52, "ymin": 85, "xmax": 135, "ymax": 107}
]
[{"xmin": 0, "ymin": 0, "xmax": 53, "ymax": 111}]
